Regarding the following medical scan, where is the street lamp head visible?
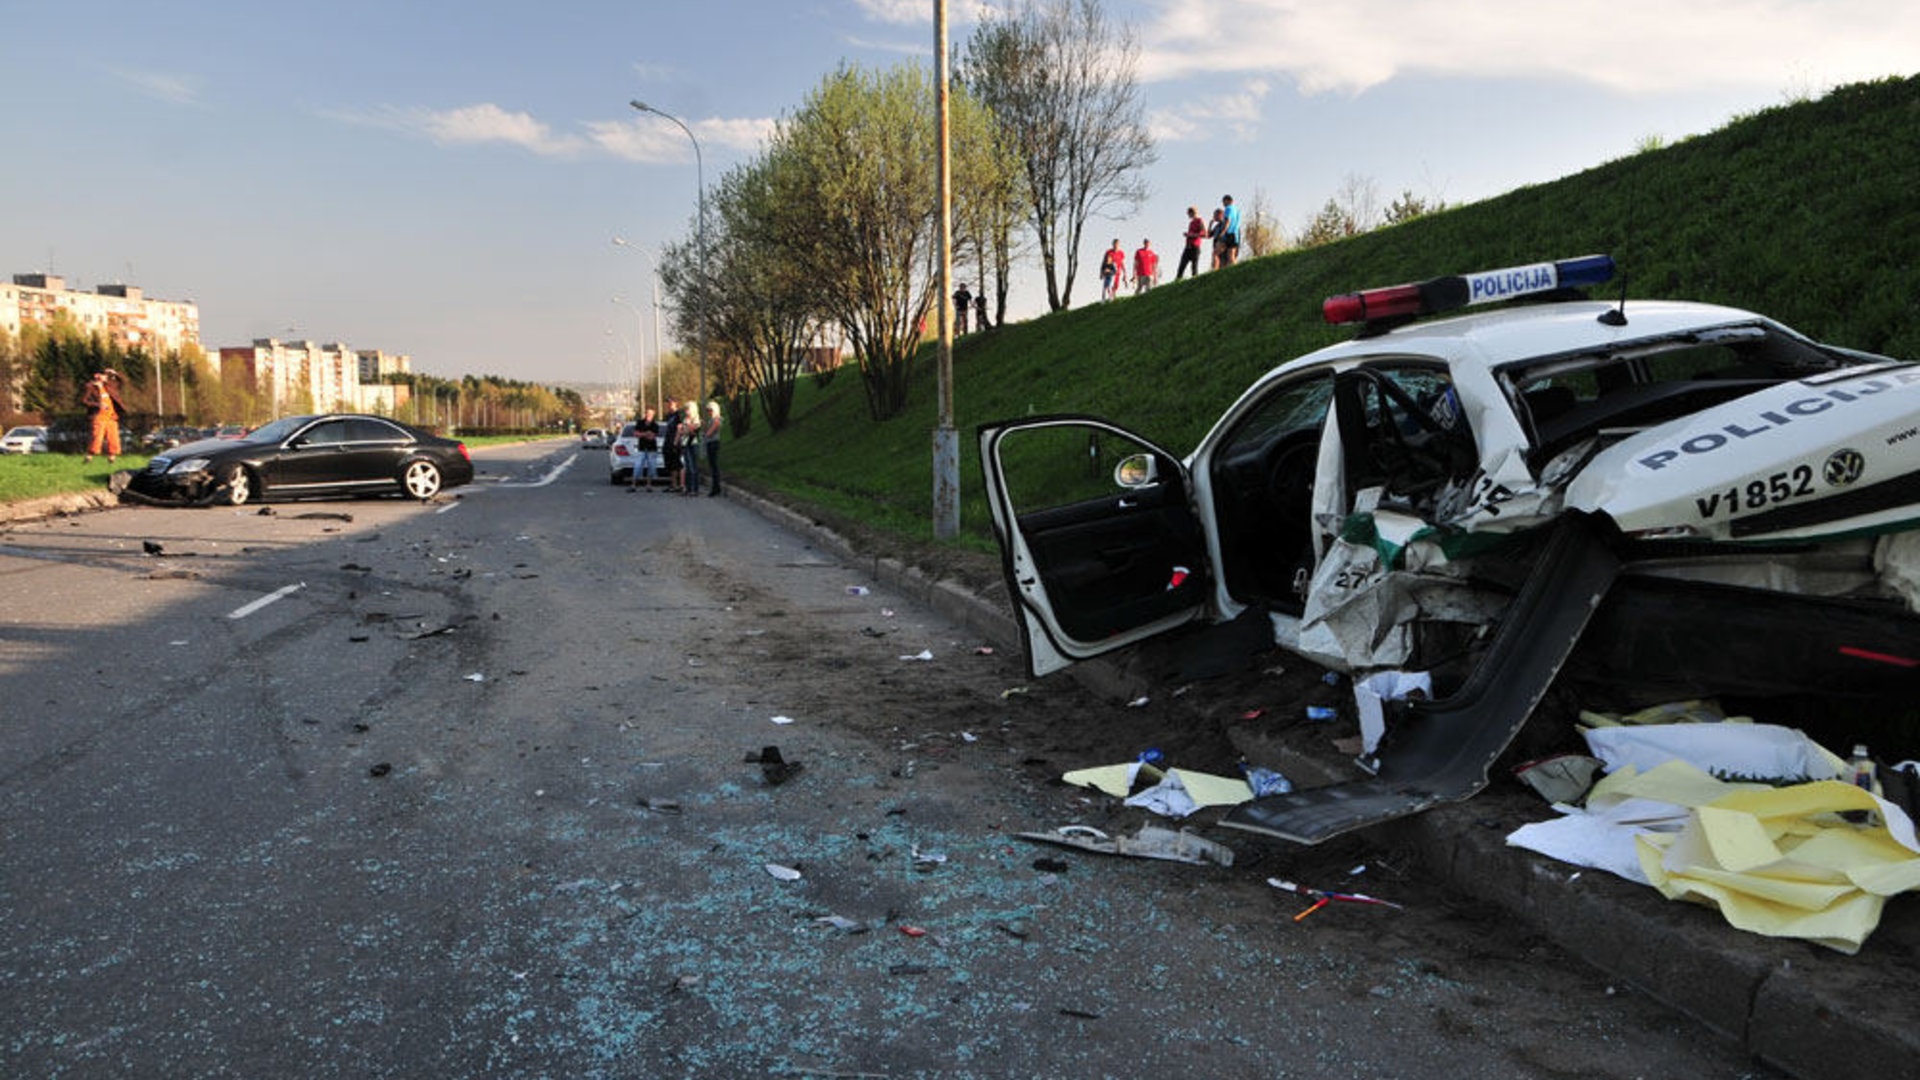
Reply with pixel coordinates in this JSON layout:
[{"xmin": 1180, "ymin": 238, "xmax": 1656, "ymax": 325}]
[{"xmin": 629, "ymin": 100, "xmax": 651, "ymax": 114}]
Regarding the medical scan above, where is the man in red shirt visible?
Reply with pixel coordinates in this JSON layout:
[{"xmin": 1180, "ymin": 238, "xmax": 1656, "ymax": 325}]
[
  {"xmin": 1100, "ymin": 239, "xmax": 1128, "ymax": 301},
  {"xmin": 1133, "ymin": 239, "xmax": 1159, "ymax": 294},
  {"xmin": 1177, "ymin": 206, "xmax": 1206, "ymax": 280}
]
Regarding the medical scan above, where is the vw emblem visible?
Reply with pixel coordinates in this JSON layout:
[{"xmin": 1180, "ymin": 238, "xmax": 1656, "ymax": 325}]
[{"xmin": 1823, "ymin": 449, "xmax": 1865, "ymax": 487}]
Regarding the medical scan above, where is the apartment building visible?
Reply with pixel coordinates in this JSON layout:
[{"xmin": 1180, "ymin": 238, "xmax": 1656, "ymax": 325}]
[
  {"xmin": 220, "ymin": 339, "xmax": 364, "ymax": 415},
  {"xmin": 2, "ymin": 273, "xmax": 201, "ymax": 355}
]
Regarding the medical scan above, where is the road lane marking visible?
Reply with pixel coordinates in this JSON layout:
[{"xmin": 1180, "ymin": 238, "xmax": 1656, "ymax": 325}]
[
  {"xmin": 493, "ymin": 455, "xmax": 577, "ymax": 488},
  {"xmin": 436, "ymin": 501, "xmax": 461, "ymax": 514},
  {"xmin": 229, "ymin": 582, "xmax": 306, "ymax": 620}
]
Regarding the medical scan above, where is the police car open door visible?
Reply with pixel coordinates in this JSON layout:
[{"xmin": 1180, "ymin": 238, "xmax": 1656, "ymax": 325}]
[{"xmin": 979, "ymin": 417, "xmax": 1211, "ymax": 677}]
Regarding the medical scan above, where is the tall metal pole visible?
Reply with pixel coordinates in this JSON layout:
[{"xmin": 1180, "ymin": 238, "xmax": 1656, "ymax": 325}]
[
  {"xmin": 611, "ymin": 237, "xmax": 657, "ymax": 414},
  {"xmin": 612, "ymin": 295, "xmax": 647, "ymax": 415},
  {"xmin": 652, "ymin": 279, "xmax": 664, "ymax": 417},
  {"xmin": 631, "ymin": 101, "xmax": 708, "ymax": 409},
  {"xmin": 931, "ymin": 0, "xmax": 960, "ymax": 540}
]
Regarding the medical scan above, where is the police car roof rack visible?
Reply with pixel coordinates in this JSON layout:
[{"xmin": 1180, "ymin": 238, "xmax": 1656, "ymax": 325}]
[{"xmin": 1324, "ymin": 255, "xmax": 1617, "ymax": 337}]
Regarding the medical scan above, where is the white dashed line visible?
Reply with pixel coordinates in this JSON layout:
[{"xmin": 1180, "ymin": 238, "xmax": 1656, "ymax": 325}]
[{"xmin": 229, "ymin": 582, "xmax": 306, "ymax": 620}]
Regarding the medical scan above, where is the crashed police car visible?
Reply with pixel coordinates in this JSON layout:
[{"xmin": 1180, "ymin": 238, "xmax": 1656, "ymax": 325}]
[
  {"xmin": 979, "ymin": 256, "xmax": 1920, "ymax": 843},
  {"xmin": 119, "ymin": 413, "xmax": 473, "ymax": 506}
]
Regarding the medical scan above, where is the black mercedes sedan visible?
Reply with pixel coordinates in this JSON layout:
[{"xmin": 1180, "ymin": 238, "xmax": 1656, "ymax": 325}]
[{"xmin": 121, "ymin": 414, "xmax": 473, "ymax": 506}]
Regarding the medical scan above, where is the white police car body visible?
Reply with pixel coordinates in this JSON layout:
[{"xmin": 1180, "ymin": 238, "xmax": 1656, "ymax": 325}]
[{"xmin": 980, "ymin": 257, "xmax": 1918, "ymax": 840}]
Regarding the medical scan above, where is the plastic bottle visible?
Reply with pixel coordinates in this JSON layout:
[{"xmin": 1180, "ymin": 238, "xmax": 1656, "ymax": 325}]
[
  {"xmin": 1850, "ymin": 744, "xmax": 1881, "ymax": 794},
  {"xmin": 1305, "ymin": 705, "xmax": 1337, "ymax": 723},
  {"xmin": 1847, "ymin": 744, "xmax": 1881, "ymax": 826}
]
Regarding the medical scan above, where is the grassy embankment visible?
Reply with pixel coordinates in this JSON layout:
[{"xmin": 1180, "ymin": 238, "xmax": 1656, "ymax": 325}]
[{"xmin": 724, "ymin": 76, "xmax": 1920, "ymax": 552}]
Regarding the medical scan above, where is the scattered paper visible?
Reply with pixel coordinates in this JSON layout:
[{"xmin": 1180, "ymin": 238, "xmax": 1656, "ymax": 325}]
[
  {"xmin": 764, "ymin": 863, "xmax": 802, "ymax": 881},
  {"xmin": 898, "ymin": 649, "xmax": 933, "ymax": 661},
  {"xmin": 1125, "ymin": 769, "xmax": 1256, "ymax": 818},
  {"xmin": 464, "ymin": 672, "xmax": 485, "ymax": 683},
  {"xmin": 769, "ymin": 715, "xmax": 796, "ymax": 725}
]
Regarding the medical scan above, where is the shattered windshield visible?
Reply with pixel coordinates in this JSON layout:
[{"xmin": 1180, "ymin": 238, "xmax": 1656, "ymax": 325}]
[{"xmin": 1501, "ymin": 323, "xmax": 1850, "ymax": 455}]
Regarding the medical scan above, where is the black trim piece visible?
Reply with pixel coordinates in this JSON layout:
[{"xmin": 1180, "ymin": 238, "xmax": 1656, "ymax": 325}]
[
  {"xmin": 1223, "ymin": 512, "xmax": 1619, "ymax": 845},
  {"xmin": 1730, "ymin": 468, "xmax": 1920, "ymax": 538}
]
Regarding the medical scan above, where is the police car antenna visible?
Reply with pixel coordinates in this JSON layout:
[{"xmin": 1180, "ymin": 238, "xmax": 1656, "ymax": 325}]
[{"xmin": 1598, "ymin": 271, "xmax": 1629, "ymax": 326}]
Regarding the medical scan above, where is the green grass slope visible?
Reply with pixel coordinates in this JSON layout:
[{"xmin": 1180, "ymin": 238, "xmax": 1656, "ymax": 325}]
[{"xmin": 726, "ymin": 75, "xmax": 1920, "ymax": 550}]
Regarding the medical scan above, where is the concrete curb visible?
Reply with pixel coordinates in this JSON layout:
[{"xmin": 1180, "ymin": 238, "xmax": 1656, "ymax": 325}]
[
  {"xmin": 0, "ymin": 487, "xmax": 119, "ymax": 524},
  {"xmin": 724, "ymin": 482, "xmax": 1918, "ymax": 1080}
]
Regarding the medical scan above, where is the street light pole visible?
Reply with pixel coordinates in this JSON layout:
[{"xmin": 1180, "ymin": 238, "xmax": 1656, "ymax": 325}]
[
  {"xmin": 611, "ymin": 295, "xmax": 647, "ymax": 415},
  {"xmin": 630, "ymin": 100, "xmax": 707, "ymax": 408},
  {"xmin": 611, "ymin": 236, "xmax": 661, "ymax": 415},
  {"xmin": 931, "ymin": 0, "xmax": 960, "ymax": 540}
]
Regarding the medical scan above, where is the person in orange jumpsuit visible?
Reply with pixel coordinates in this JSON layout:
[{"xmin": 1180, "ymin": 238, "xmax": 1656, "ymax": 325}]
[{"xmin": 82, "ymin": 369, "xmax": 127, "ymax": 464}]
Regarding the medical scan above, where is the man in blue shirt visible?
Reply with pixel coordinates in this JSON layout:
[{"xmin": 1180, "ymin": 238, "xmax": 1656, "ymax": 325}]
[{"xmin": 1220, "ymin": 195, "xmax": 1242, "ymax": 266}]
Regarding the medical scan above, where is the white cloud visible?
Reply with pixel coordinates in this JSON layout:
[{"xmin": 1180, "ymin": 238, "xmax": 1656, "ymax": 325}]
[
  {"xmin": 327, "ymin": 103, "xmax": 773, "ymax": 162},
  {"xmin": 1150, "ymin": 77, "xmax": 1272, "ymax": 141},
  {"xmin": 586, "ymin": 114, "xmax": 776, "ymax": 162},
  {"xmin": 410, "ymin": 104, "xmax": 590, "ymax": 156},
  {"xmin": 110, "ymin": 67, "xmax": 203, "ymax": 106},
  {"xmin": 851, "ymin": 0, "xmax": 929, "ymax": 24},
  {"xmin": 845, "ymin": 34, "xmax": 932, "ymax": 57},
  {"xmin": 1135, "ymin": 0, "xmax": 1920, "ymax": 95}
]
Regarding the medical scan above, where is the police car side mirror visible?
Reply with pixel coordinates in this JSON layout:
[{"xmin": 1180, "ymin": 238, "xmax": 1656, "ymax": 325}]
[{"xmin": 1114, "ymin": 453, "xmax": 1159, "ymax": 489}]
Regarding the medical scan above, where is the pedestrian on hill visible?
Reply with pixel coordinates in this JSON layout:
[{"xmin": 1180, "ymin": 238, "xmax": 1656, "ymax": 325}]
[
  {"xmin": 1132, "ymin": 238, "xmax": 1159, "ymax": 294},
  {"xmin": 974, "ymin": 292, "xmax": 989, "ymax": 332},
  {"xmin": 1220, "ymin": 194, "xmax": 1242, "ymax": 266},
  {"xmin": 81, "ymin": 369, "xmax": 127, "ymax": 465},
  {"xmin": 1209, "ymin": 208, "xmax": 1227, "ymax": 270},
  {"xmin": 1177, "ymin": 206, "xmax": 1206, "ymax": 280},
  {"xmin": 1100, "ymin": 239, "xmax": 1128, "ymax": 301},
  {"xmin": 952, "ymin": 282, "xmax": 972, "ymax": 334},
  {"xmin": 702, "ymin": 400, "xmax": 724, "ymax": 497}
]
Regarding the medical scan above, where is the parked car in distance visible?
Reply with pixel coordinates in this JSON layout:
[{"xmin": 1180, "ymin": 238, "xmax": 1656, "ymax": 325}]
[
  {"xmin": 1, "ymin": 425, "xmax": 49, "ymax": 454},
  {"xmin": 581, "ymin": 428, "xmax": 608, "ymax": 448},
  {"xmin": 141, "ymin": 426, "xmax": 204, "ymax": 451},
  {"xmin": 123, "ymin": 414, "xmax": 472, "ymax": 505}
]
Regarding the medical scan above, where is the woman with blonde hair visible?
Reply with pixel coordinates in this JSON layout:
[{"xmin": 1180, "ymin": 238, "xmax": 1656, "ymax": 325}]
[
  {"xmin": 679, "ymin": 400, "xmax": 702, "ymax": 495},
  {"xmin": 702, "ymin": 400, "xmax": 724, "ymax": 497}
]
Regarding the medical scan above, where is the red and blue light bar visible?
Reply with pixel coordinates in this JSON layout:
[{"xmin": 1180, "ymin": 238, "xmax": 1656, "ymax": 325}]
[{"xmin": 1323, "ymin": 255, "xmax": 1615, "ymax": 325}]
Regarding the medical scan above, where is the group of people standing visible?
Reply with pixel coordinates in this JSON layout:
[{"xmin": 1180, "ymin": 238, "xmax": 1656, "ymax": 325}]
[
  {"xmin": 1100, "ymin": 238, "xmax": 1162, "ymax": 300},
  {"xmin": 950, "ymin": 282, "xmax": 990, "ymax": 335},
  {"xmin": 1182, "ymin": 193, "xmax": 1242, "ymax": 278},
  {"xmin": 626, "ymin": 398, "xmax": 724, "ymax": 497},
  {"xmin": 1099, "ymin": 194, "xmax": 1243, "ymax": 301}
]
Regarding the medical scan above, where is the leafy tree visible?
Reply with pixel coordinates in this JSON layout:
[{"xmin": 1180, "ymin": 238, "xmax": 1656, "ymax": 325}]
[
  {"xmin": 660, "ymin": 155, "xmax": 816, "ymax": 432},
  {"xmin": 961, "ymin": 0, "xmax": 1156, "ymax": 311},
  {"xmin": 1383, "ymin": 189, "xmax": 1443, "ymax": 227},
  {"xmin": 760, "ymin": 64, "xmax": 958, "ymax": 419}
]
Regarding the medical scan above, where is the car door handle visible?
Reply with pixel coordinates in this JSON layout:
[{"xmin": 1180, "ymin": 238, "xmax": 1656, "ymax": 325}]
[{"xmin": 1116, "ymin": 498, "xmax": 1139, "ymax": 509}]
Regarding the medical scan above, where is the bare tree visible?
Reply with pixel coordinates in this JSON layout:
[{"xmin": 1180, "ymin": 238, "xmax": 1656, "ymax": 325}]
[
  {"xmin": 961, "ymin": 0, "xmax": 1156, "ymax": 312},
  {"xmin": 1243, "ymin": 187, "xmax": 1286, "ymax": 257}
]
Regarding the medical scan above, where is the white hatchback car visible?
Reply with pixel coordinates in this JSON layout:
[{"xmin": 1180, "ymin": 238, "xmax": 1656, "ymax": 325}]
[{"xmin": 1, "ymin": 425, "xmax": 49, "ymax": 454}]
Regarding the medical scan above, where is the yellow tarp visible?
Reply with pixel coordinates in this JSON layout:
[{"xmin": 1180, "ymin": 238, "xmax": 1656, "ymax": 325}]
[{"xmin": 1629, "ymin": 776, "xmax": 1920, "ymax": 954}]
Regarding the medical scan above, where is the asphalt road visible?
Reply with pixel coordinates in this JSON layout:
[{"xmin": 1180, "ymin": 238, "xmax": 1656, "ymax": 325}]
[{"xmin": 0, "ymin": 440, "xmax": 1782, "ymax": 1078}]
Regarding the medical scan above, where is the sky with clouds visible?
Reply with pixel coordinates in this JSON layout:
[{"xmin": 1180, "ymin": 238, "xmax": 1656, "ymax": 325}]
[{"xmin": 2, "ymin": 0, "xmax": 1914, "ymax": 387}]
